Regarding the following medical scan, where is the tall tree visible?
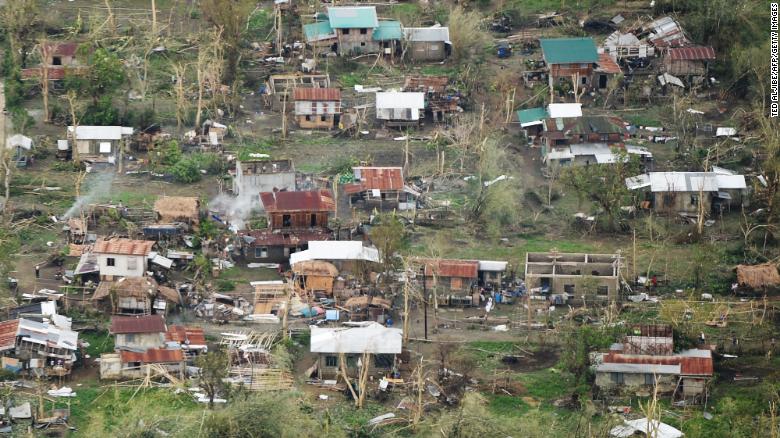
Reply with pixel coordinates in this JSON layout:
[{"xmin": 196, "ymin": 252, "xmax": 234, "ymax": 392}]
[
  {"xmin": 0, "ymin": 0, "xmax": 39, "ymax": 66},
  {"xmin": 369, "ymin": 212, "xmax": 406, "ymax": 280},
  {"xmin": 201, "ymin": 0, "xmax": 254, "ymax": 84},
  {"xmin": 196, "ymin": 348, "xmax": 229, "ymax": 409}
]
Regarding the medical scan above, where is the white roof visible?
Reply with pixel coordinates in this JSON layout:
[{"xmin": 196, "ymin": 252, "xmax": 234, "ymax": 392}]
[
  {"xmin": 67, "ymin": 126, "xmax": 134, "ymax": 140},
  {"xmin": 57, "ymin": 140, "xmax": 69, "ymax": 151},
  {"xmin": 569, "ymin": 143, "xmax": 611, "ymax": 156},
  {"xmin": 310, "ymin": 323, "xmax": 402, "ymax": 354},
  {"xmin": 6, "ymin": 134, "xmax": 32, "ymax": 150},
  {"xmin": 715, "ymin": 174, "xmax": 747, "ymax": 190},
  {"xmin": 17, "ymin": 318, "xmax": 78, "ymax": 351},
  {"xmin": 478, "ymin": 260, "xmax": 508, "ymax": 272},
  {"xmin": 290, "ymin": 241, "xmax": 380, "ymax": 266},
  {"xmin": 626, "ymin": 172, "xmax": 747, "ymax": 192},
  {"xmin": 604, "ymin": 31, "xmax": 641, "ymax": 47},
  {"xmin": 658, "ymin": 73, "xmax": 684, "ymax": 88},
  {"xmin": 403, "ymin": 26, "xmax": 450, "ymax": 42},
  {"xmin": 545, "ymin": 149, "xmax": 575, "ymax": 162},
  {"xmin": 715, "ymin": 127, "xmax": 737, "ymax": 137},
  {"xmin": 547, "ymin": 103, "xmax": 582, "ymax": 118},
  {"xmin": 625, "ymin": 145, "xmax": 653, "ymax": 157},
  {"xmin": 375, "ymin": 92, "xmax": 425, "ymax": 110},
  {"xmin": 625, "ymin": 174, "xmax": 651, "ymax": 190},
  {"xmin": 712, "ymin": 165, "xmax": 735, "ymax": 175},
  {"xmin": 610, "ymin": 418, "xmax": 683, "ymax": 438},
  {"xmin": 596, "ymin": 362, "xmax": 680, "ymax": 374}
]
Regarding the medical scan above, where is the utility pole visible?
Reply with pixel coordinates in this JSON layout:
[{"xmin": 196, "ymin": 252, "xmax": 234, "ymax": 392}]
[{"xmin": 421, "ymin": 266, "xmax": 428, "ymax": 340}]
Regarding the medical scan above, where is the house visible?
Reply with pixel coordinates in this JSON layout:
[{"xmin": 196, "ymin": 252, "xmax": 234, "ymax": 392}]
[
  {"xmin": 293, "ymin": 88, "xmax": 341, "ymax": 129},
  {"xmin": 402, "ymin": 26, "xmax": 451, "ymax": 62},
  {"xmin": 543, "ymin": 143, "xmax": 652, "ymax": 169},
  {"xmin": 6, "ymin": 134, "xmax": 33, "ymax": 167},
  {"xmin": 92, "ymin": 276, "xmax": 180, "ymax": 315},
  {"xmin": 292, "ymin": 260, "xmax": 339, "ymax": 298},
  {"xmin": 402, "ymin": 75, "xmax": 461, "ymax": 122},
  {"xmin": 375, "ymin": 92, "xmax": 426, "ymax": 127},
  {"xmin": 594, "ymin": 325, "xmax": 713, "ymax": 400},
  {"xmin": 100, "ymin": 348, "xmax": 185, "ymax": 380},
  {"xmin": 478, "ymin": 261, "xmax": 508, "ymax": 288},
  {"xmin": 595, "ymin": 53, "xmax": 622, "ymax": 90},
  {"xmin": 290, "ymin": 241, "xmax": 380, "ymax": 274},
  {"xmin": 93, "ymin": 238, "xmax": 155, "ymax": 279},
  {"xmin": 735, "ymin": 263, "xmax": 780, "ymax": 291},
  {"xmin": 109, "ymin": 314, "xmax": 167, "ymax": 351},
  {"xmin": 311, "ymin": 6, "xmax": 401, "ymax": 56},
  {"xmin": 153, "ymin": 196, "xmax": 200, "ymax": 226},
  {"xmin": 232, "ymin": 159, "xmax": 296, "ymax": 196},
  {"xmin": 663, "ymin": 46, "xmax": 716, "ymax": 78},
  {"xmin": 63, "ymin": 126, "xmax": 134, "ymax": 161},
  {"xmin": 165, "ymin": 325, "xmax": 208, "ymax": 359},
  {"xmin": 603, "ymin": 31, "xmax": 655, "ymax": 62},
  {"xmin": 539, "ymin": 37, "xmax": 599, "ymax": 90},
  {"xmin": 421, "ymin": 259, "xmax": 479, "ymax": 306},
  {"xmin": 643, "ymin": 16, "xmax": 689, "ymax": 48},
  {"xmin": 541, "ymin": 114, "xmax": 629, "ymax": 154},
  {"xmin": 524, "ymin": 251, "xmax": 622, "ymax": 302},
  {"xmin": 238, "ymin": 189, "xmax": 335, "ymax": 264},
  {"xmin": 264, "ymin": 74, "xmax": 330, "ymax": 111},
  {"xmin": 517, "ymin": 107, "xmax": 548, "ymax": 138},
  {"xmin": 310, "ymin": 322, "xmax": 402, "ymax": 379},
  {"xmin": 343, "ymin": 166, "xmax": 419, "ymax": 211},
  {"xmin": 20, "ymin": 42, "xmax": 81, "ymax": 81},
  {"xmin": 0, "ymin": 318, "xmax": 79, "ymax": 377},
  {"xmin": 625, "ymin": 171, "xmax": 747, "ymax": 214}
]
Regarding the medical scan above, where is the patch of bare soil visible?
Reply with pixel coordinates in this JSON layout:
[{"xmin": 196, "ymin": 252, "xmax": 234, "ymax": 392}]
[{"xmin": 500, "ymin": 347, "xmax": 560, "ymax": 372}]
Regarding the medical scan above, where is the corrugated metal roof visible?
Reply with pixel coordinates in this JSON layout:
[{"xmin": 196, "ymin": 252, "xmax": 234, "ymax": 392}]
[
  {"xmin": 166, "ymin": 325, "xmax": 207, "ymax": 346},
  {"xmin": 303, "ymin": 21, "xmax": 336, "ymax": 42},
  {"xmin": 110, "ymin": 314, "xmax": 167, "ymax": 334},
  {"xmin": 238, "ymin": 229, "xmax": 331, "ymax": 246},
  {"xmin": 120, "ymin": 348, "xmax": 184, "ymax": 363},
  {"xmin": 293, "ymin": 87, "xmax": 341, "ymax": 101},
  {"xmin": 327, "ymin": 6, "xmax": 378, "ymax": 29},
  {"xmin": 422, "ymin": 259, "xmax": 479, "ymax": 278},
  {"xmin": 373, "ymin": 20, "xmax": 402, "ymax": 41},
  {"xmin": 93, "ymin": 238, "xmax": 155, "ymax": 256},
  {"xmin": 547, "ymin": 103, "xmax": 582, "ymax": 118},
  {"xmin": 259, "ymin": 189, "xmax": 335, "ymax": 212},
  {"xmin": 17, "ymin": 318, "xmax": 78, "ymax": 351},
  {"xmin": 45, "ymin": 42, "xmax": 79, "ymax": 57},
  {"xmin": 290, "ymin": 241, "xmax": 380, "ymax": 265},
  {"xmin": 596, "ymin": 362, "xmax": 680, "ymax": 374},
  {"xmin": 67, "ymin": 126, "xmax": 133, "ymax": 140},
  {"xmin": 517, "ymin": 107, "xmax": 547, "ymax": 126},
  {"xmin": 0, "ymin": 320, "xmax": 19, "ymax": 351},
  {"xmin": 597, "ymin": 53, "xmax": 622, "ymax": 74},
  {"xmin": 351, "ymin": 167, "xmax": 404, "ymax": 191},
  {"xmin": 403, "ymin": 26, "xmax": 450, "ymax": 42},
  {"xmin": 403, "ymin": 75, "xmax": 449, "ymax": 93},
  {"xmin": 602, "ymin": 350, "xmax": 713, "ymax": 376},
  {"xmin": 668, "ymin": 46, "xmax": 715, "ymax": 61},
  {"xmin": 310, "ymin": 322, "xmax": 402, "ymax": 354},
  {"xmin": 375, "ymin": 92, "xmax": 425, "ymax": 110},
  {"xmin": 539, "ymin": 37, "xmax": 598, "ymax": 64}
]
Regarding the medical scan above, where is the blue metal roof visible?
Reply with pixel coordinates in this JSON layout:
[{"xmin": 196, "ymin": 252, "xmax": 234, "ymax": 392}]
[
  {"xmin": 327, "ymin": 6, "xmax": 378, "ymax": 29},
  {"xmin": 373, "ymin": 21, "xmax": 402, "ymax": 41},
  {"xmin": 303, "ymin": 21, "xmax": 336, "ymax": 42}
]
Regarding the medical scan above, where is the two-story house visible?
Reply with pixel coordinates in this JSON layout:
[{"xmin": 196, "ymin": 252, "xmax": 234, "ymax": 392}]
[
  {"xmin": 303, "ymin": 6, "xmax": 402, "ymax": 56},
  {"xmin": 94, "ymin": 238, "xmax": 155, "ymax": 280}
]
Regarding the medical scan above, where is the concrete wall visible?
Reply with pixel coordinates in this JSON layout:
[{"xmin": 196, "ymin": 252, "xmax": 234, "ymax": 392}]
[
  {"xmin": 115, "ymin": 332, "xmax": 164, "ymax": 350},
  {"xmin": 297, "ymin": 114, "xmax": 336, "ymax": 129},
  {"xmin": 76, "ymin": 139, "xmax": 119, "ymax": 155},
  {"xmin": 594, "ymin": 371, "xmax": 677, "ymax": 392},
  {"xmin": 233, "ymin": 171, "xmax": 296, "ymax": 195},
  {"xmin": 244, "ymin": 244, "xmax": 302, "ymax": 264},
  {"xmin": 337, "ymin": 28, "xmax": 379, "ymax": 55},
  {"xmin": 97, "ymin": 254, "xmax": 147, "ymax": 278},
  {"xmin": 652, "ymin": 191, "xmax": 711, "ymax": 214},
  {"xmin": 525, "ymin": 274, "xmax": 618, "ymax": 300},
  {"xmin": 99, "ymin": 353, "xmax": 122, "ymax": 379}
]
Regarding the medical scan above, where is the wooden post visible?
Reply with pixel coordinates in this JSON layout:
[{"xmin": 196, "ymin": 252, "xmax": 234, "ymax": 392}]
[{"xmin": 151, "ymin": 0, "xmax": 158, "ymax": 35}]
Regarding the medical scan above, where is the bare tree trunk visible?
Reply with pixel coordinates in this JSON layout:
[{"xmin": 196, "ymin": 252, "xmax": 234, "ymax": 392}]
[
  {"xmin": 151, "ymin": 0, "xmax": 157, "ymax": 35},
  {"xmin": 66, "ymin": 91, "xmax": 81, "ymax": 166}
]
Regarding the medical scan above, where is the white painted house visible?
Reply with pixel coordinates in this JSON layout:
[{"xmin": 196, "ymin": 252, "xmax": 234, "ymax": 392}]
[
  {"xmin": 65, "ymin": 126, "xmax": 134, "ymax": 159},
  {"xmin": 93, "ymin": 238, "xmax": 155, "ymax": 280},
  {"xmin": 375, "ymin": 92, "xmax": 425, "ymax": 126}
]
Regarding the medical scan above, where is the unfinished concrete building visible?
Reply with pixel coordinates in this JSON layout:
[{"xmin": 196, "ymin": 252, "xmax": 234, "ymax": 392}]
[
  {"xmin": 524, "ymin": 251, "xmax": 622, "ymax": 302},
  {"xmin": 265, "ymin": 74, "xmax": 330, "ymax": 111},
  {"xmin": 232, "ymin": 159, "xmax": 296, "ymax": 196}
]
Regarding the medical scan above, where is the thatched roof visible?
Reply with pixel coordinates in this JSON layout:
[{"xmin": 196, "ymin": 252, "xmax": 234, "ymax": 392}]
[
  {"xmin": 736, "ymin": 263, "xmax": 780, "ymax": 289},
  {"xmin": 157, "ymin": 285, "xmax": 181, "ymax": 303},
  {"xmin": 92, "ymin": 277, "xmax": 159, "ymax": 300},
  {"xmin": 344, "ymin": 295, "xmax": 391, "ymax": 309},
  {"xmin": 292, "ymin": 260, "xmax": 339, "ymax": 277},
  {"xmin": 153, "ymin": 196, "xmax": 200, "ymax": 223}
]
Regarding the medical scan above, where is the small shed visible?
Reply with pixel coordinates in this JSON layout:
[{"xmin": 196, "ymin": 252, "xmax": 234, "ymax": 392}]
[
  {"xmin": 5, "ymin": 134, "xmax": 33, "ymax": 167},
  {"xmin": 663, "ymin": 46, "xmax": 715, "ymax": 77},
  {"xmin": 375, "ymin": 92, "xmax": 425, "ymax": 127},
  {"xmin": 403, "ymin": 26, "xmax": 451, "ymax": 62},
  {"xmin": 736, "ymin": 263, "xmax": 780, "ymax": 290}
]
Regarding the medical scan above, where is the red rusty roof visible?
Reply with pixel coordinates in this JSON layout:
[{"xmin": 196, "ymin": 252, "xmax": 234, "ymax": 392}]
[
  {"xmin": 260, "ymin": 189, "xmax": 335, "ymax": 212},
  {"xmin": 597, "ymin": 53, "xmax": 622, "ymax": 74},
  {"xmin": 165, "ymin": 325, "xmax": 207, "ymax": 346},
  {"xmin": 293, "ymin": 87, "xmax": 341, "ymax": 101},
  {"xmin": 422, "ymin": 259, "xmax": 479, "ymax": 278},
  {"xmin": 344, "ymin": 167, "xmax": 404, "ymax": 194},
  {"xmin": 94, "ymin": 238, "xmax": 155, "ymax": 256},
  {"xmin": 603, "ymin": 351, "xmax": 713, "ymax": 376},
  {"xmin": 120, "ymin": 348, "xmax": 184, "ymax": 364},
  {"xmin": 238, "ymin": 228, "xmax": 331, "ymax": 246},
  {"xmin": 45, "ymin": 42, "xmax": 79, "ymax": 57},
  {"xmin": 0, "ymin": 320, "xmax": 19, "ymax": 351},
  {"xmin": 668, "ymin": 46, "xmax": 715, "ymax": 61},
  {"xmin": 110, "ymin": 315, "xmax": 167, "ymax": 334}
]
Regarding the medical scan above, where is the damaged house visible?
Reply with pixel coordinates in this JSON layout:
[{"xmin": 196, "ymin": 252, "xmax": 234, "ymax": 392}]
[
  {"xmin": 92, "ymin": 276, "xmax": 180, "ymax": 315},
  {"xmin": 20, "ymin": 41, "xmax": 81, "ymax": 81},
  {"xmin": 594, "ymin": 324, "xmax": 713, "ymax": 401},
  {"xmin": 402, "ymin": 75, "xmax": 461, "ymax": 122},
  {"xmin": 151, "ymin": 196, "xmax": 200, "ymax": 236},
  {"xmin": 402, "ymin": 26, "xmax": 451, "ymax": 62},
  {"xmin": 524, "ymin": 251, "xmax": 622, "ymax": 302},
  {"xmin": 626, "ymin": 171, "xmax": 747, "ymax": 214},
  {"xmin": 101, "ymin": 314, "xmax": 185, "ymax": 380},
  {"xmin": 539, "ymin": 37, "xmax": 599, "ymax": 91},
  {"xmin": 265, "ymin": 73, "xmax": 330, "ymax": 111},
  {"xmin": 293, "ymin": 88, "xmax": 341, "ymax": 129},
  {"xmin": 375, "ymin": 92, "xmax": 426, "ymax": 127},
  {"xmin": 232, "ymin": 159, "xmax": 296, "ymax": 196},
  {"xmin": 541, "ymin": 112, "xmax": 629, "ymax": 156},
  {"xmin": 238, "ymin": 190, "xmax": 335, "ymax": 264},
  {"xmin": 343, "ymin": 166, "xmax": 419, "ymax": 211},
  {"xmin": 290, "ymin": 240, "xmax": 380, "ymax": 275},
  {"xmin": 93, "ymin": 238, "xmax": 155, "ymax": 280},
  {"xmin": 544, "ymin": 143, "xmax": 652, "ymax": 170},
  {"xmin": 0, "ymin": 318, "xmax": 78, "ymax": 377},
  {"xmin": 310, "ymin": 322, "xmax": 402, "ymax": 379},
  {"xmin": 292, "ymin": 260, "xmax": 339, "ymax": 299},
  {"xmin": 663, "ymin": 46, "xmax": 716, "ymax": 79},
  {"xmin": 62, "ymin": 126, "xmax": 134, "ymax": 163},
  {"xmin": 603, "ymin": 31, "xmax": 655, "ymax": 63}
]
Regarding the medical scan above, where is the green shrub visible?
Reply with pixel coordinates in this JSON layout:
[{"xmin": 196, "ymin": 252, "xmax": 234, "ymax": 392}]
[{"xmin": 170, "ymin": 158, "xmax": 202, "ymax": 183}]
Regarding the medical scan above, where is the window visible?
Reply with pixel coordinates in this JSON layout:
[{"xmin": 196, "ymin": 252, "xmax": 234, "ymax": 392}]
[
  {"xmin": 360, "ymin": 42, "xmax": 366, "ymax": 47},
  {"xmin": 564, "ymin": 284, "xmax": 575, "ymax": 293},
  {"xmin": 310, "ymin": 214, "xmax": 317, "ymax": 227},
  {"xmin": 255, "ymin": 247, "xmax": 268, "ymax": 258},
  {"xmin": 107, "ymin": 257, "xmax": 116, "ymax": 267},
  {"xmin": 282, "ymin": 214, "xmax": 292, "ymax": 227},
  {"xmin": 610, "ymin": 372, "xmax": 624, "ymax": 384},
  {"xmin": 325, "ymin": 355, "xmax": 338, "ymax": 367},
  {"xmin": 360, "ymin": 28, "xmax": 367, "ymax": 35},
  {"xmin": 451, "ymin": 277, "xmax": 463, "ymax": 289},
  {"xmin": 99, "ymin": 142, "xmax": 112, "ymax": 153},
  {"xmin": 645, "ymin": 374, "xmax": 656, "ymax": 385},
  {"xmin": 320, "ymin": 115, "xmax": 327, "ymax": 122},
  {"xmin": 663, "ymin": 194, "xmax": 674, "ymax": 207},
  {"xmin": 305, "ymin": 115, "xmax": 311, "ymax": 121},
  {"xmin": 125, "ymin": 333, "xmax": 135, "ymax": 343},
  {"xmin": 127, "ymin": 257, "xmax": 138, "ymax": 270},
  {"xmin": 342, "ymin": 29, "xmax": 350, "ymax": 35},
  {"xmin": 580, "ymin": 63, "xmax": 589, "ymax": 68},
  {"xmin": 690, "ymin": 194, "xmax": 699, "ymax": 206},
  {"xmin": 52, "ymin": 56, "xmax": 62, "ymax": 66},
  {"xmin": 597, "ymin": 286, "xmax": 609, "ymax": 296},
  {"xmin": 581, "ymin": 76, "xmax": 588, "ymax": 85}
]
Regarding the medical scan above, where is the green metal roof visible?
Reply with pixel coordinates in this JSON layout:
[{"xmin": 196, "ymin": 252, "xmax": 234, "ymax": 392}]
[
  {"xmin": 539, "ymin": 38, "xmax": 598, "ymax": 64},
  {"xmin": 327, "ymin": 6, "xmax": 378, "ymax": 29},
  {"xmin": 303, "ymin": 21, "xmax": 335, "ymax": 42},
  {"xmin": 517, "ymin": 107, "xmax": 547, "ymax": 125},
  {"xmin": 373, "ymin": 21, "xmax": 402, "ymax": 41}
]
